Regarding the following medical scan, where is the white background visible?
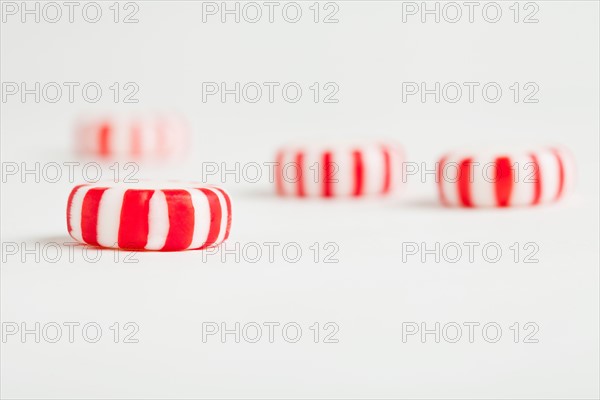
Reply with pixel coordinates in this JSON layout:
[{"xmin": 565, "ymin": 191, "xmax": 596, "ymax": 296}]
[{"xmin": 1, "ymin": 1, "xmax": 599, "ymax": 398}]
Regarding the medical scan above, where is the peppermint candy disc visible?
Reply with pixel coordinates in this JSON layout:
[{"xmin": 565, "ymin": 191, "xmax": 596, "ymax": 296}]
[
  {"xmin": 275, "ymin": 142, "xmax": 404, "ymax": 198},
  {"xmin": 75, "ymin": 114, "xmax": 189, "ymax": 160},
  {"xmin": 67, "ymin": 182, "xmax": 231, "ymax": 250},
  {"xmin": 437, "ymin": 147, "xmax": 573, "ymax": 207}
]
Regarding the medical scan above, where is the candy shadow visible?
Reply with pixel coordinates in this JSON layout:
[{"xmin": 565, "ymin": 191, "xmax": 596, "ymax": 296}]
[{"xmin": 25, "ymin": 235, "xmax": 83, "ymax": 248}]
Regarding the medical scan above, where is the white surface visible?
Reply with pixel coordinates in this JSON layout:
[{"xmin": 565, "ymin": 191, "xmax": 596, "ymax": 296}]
[{"xmin": 1, "ymin": 1, "xmax": 599, "ymax": 399}]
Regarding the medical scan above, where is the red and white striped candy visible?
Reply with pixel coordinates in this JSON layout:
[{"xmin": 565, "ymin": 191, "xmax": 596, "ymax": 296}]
[
  {"xmin": 437, "ymin": 147, "xmax": 573, "ymax": 207},
  {"xmin": 75, "ymin": 114, "xmax": 189, "ymax": 160},
  {"xmin": 67, "ymin": 182, "xmax": 232, "ymax": 251},
  {"xmin": 275, "ymin": 142, "xmax": 404, "ymax": 198}
]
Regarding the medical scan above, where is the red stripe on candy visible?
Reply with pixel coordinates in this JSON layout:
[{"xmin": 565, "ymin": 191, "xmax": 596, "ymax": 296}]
[
  {"xmin": 98, "ymin": 122, "xmax": 111, "ymax": 157},
  {"xmin": 81, "ymin": 187, "xmax": 108, "ymax": 246},
  {"xmin": 213, "ymin": 188, "xmax": 232, "ymax": 241},
  {"xmin": 352, "ymin": 150, "xmax": 364, "ymax": 197},
  {"xmin": 198, "ymin": 188, "xmax": 222, "ymax": 249},
  {"xmin": 529, "ymin": 154, "xmax": 542, "ymax": 205},
  {"xmin": 494, "ymin": 156, "xmax": 513, "ymax": 207},
  {"xmin": 438, "ymin": 157, "xmax": 448, "ymax": 205},
  {"xmin": 118, "ymin": 189, "xmax": 153, "ymax": 249},
  {"xmin": 161, "ymin": 190, "xmax": 195, "ymax": 251},
  {"xmin": 323, "ymin": 151, "xmax": 334, "ymax": 197},
  {"xmin": 382, "ymin": 146, "xmax": 392, "ymax": 194},
  {"xmin": 296, "ymin": 152, "xmax": 306, "ymax": 197},
  {"xmin": 437, "ymin": 156, "xmax": 450, "ymax": 205},
  {"xmin": 458, "ymin": 158, "xmax": 474, "ymax": 207},
  {"xmin": 552, "ymin": 149, "xmax": 565, "ymax": 200}
]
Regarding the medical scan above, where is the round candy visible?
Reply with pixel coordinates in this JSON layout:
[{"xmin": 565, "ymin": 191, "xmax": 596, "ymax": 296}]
[
  {"xmin": 274, "ymin": 142, "xmax": 404, "ymax": 198},
  {"xmin": 67, "ymin": 182, "xmax": 231, "ymax": 251},
  {"xmin": 75, "ymin": 113, "xmax": 189, "ymax": 160},
  {"xmin": 437, "ymin": 147, "xmax": 573, "ymax": 207}
]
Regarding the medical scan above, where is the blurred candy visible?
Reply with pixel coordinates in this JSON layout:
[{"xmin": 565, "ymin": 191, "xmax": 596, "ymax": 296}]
[
  {"xmin": 274, "ymin": 142, "xmax": 404, "ymax": 198},
  {"xmin": 75, "ymin": 113, "xmax": 189, "ymax": 160},
  {"xmin": 437, "ymin": 147, "xmax": 574, "ymax": 207}
]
